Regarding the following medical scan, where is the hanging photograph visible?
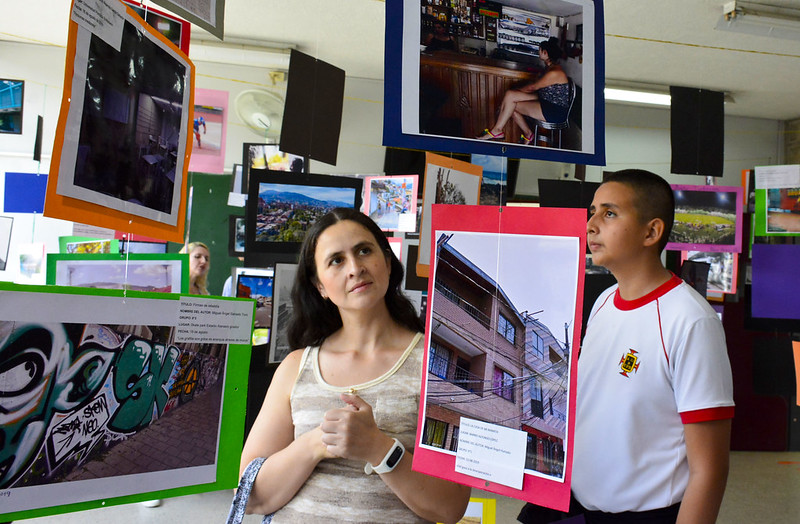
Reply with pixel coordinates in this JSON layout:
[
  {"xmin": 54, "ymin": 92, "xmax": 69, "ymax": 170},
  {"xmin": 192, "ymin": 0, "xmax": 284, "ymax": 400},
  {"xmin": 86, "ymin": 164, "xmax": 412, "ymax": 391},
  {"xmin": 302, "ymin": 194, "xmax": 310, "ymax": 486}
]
[
  {"xmin": 415, "ymin": 204, "xmax": 585, "ymax": 511},
  {"xmin": 58, "ymin": 236, "xmax": 120, "ymax": 254},
  {"xmin": 228, "ymin": 215, "xmax": 246, "ymax": 256},
  {"xmin": 754, "ymin": 164, "xmax": 800, "ymax": 236},
  {"xmin": 0, "ymin": 216, "xmax": 13, "ymax": 271},
  {"xmin": 0, "ymin": 284, "xmax": 250, "ymax": 521},
  {"xmin": 46, "ymin": 253, "xmax": 188, "ymax": 294},
  {"xmin": 234, "ymin": 267, "xmax": 274, "ymax": 331},
  {"xmin": 0, "ymin": 79, "xmax": 24, "ymax": 134},
  {"xmin": 239, "ymin": 143, "xmax": 306, "ymax": 194},
  {"xmin": 188, "ymin": 88, "xmax": 228, "ymax": 174},
  {"xmin": 363, "ymin": 174, "xmax": 419, "ymax": 232},
  {"xmin": 149, "ymin": 0, "xmax": 225, "ymax": 40},
  {"xmin": 680, "ymin": 250, "xmax": 738, "ymax": 297},
  {"xmin": 472, "ymin": 154, "xmax": 513, "ymax": 206},
  {"xmin": 384, "ymin": 0, "xmax": 605, "ymax": 165},
  {"xmin": 244, "ymin": 170, "xmax": 363, "ymax": 267},
  {"xmin": 665, "ymin": 185, "xmax": 743, "ymax": 253},
  {"xmin": 17, "ymin": 242, "xmax": 46, "ymax": 285},
  {"xmin": 46, "ymin": 1, "xmax": 193, "ymax": 242},
  {"xmin": 269, "ymin": 262, "xmax": 298, "ymax": 363},
  {"xmin": 122, "ymin": 0, "xmax": 191, "ymax": 53},
  {"xmin": 417, "ymin": 152, "xmax": 482, "ymax": 277}
]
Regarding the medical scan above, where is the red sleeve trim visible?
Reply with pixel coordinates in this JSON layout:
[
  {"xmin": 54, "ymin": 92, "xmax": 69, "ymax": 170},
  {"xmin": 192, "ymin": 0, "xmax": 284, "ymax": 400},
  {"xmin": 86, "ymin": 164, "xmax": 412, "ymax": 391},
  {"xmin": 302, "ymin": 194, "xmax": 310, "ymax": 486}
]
[{"xmin": 680, "ymin": 406, "xmax": 735, "ymax": 424}]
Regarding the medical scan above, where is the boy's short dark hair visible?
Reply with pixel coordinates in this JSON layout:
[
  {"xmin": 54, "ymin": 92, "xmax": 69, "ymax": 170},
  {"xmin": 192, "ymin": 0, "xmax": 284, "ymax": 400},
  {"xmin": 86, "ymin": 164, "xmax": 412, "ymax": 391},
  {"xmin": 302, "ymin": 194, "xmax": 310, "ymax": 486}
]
[{"xmin": 603, "ymin": 169, "xmax": 675, "ymax": 252}]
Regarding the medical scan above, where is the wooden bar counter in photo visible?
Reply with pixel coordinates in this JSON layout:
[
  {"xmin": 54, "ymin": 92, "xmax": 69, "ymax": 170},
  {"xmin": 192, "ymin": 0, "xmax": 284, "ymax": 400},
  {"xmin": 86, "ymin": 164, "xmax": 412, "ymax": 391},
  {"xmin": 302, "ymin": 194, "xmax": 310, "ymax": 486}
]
[{"xmin": 419, "ymin": 51, "xmax": 542, "ymax": 142}]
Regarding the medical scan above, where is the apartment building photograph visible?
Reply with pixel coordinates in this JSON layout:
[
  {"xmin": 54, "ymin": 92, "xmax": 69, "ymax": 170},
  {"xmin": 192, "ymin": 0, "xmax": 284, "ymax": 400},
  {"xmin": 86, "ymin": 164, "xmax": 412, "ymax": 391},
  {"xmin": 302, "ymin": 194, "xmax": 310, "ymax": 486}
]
[{"xmin": 422, "ymin": 230, "xmax": 579, "ymax": 480}]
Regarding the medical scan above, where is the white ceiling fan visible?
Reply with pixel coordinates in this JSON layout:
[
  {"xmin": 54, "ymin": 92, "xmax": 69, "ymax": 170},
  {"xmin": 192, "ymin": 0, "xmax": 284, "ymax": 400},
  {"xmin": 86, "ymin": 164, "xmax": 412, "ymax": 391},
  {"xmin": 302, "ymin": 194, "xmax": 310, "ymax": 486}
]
[{"xmin": 234, "ymin": 89, "xmax": 285, "ymax": 139}]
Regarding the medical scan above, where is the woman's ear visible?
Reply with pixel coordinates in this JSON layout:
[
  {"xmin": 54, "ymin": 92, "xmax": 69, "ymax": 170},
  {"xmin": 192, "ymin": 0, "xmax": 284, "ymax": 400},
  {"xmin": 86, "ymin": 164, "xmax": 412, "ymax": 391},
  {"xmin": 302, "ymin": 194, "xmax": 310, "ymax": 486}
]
[
  {"xmin": 314, "ymin": 278, "xmax": 328, "ymax": 300},
  {"xmin": 643, "ymin": 218, "xmax": 665, "ymax": 248}
]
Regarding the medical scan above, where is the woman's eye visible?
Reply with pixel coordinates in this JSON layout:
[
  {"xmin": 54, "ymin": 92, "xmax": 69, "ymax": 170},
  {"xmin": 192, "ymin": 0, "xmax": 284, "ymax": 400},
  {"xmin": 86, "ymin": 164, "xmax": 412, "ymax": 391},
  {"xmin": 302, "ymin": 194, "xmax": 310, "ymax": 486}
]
[{"xmin": 359, "ymin": 247, "xmax": 371, "ymax": 255}]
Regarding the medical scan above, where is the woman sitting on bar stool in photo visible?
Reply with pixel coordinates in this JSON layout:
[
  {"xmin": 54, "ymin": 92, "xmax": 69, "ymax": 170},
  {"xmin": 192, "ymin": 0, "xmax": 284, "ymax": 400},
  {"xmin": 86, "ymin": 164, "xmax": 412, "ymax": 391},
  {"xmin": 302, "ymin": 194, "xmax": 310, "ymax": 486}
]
[{"xmin": 477, "ymin": 37, "xmax": 570, "ymax": 145}]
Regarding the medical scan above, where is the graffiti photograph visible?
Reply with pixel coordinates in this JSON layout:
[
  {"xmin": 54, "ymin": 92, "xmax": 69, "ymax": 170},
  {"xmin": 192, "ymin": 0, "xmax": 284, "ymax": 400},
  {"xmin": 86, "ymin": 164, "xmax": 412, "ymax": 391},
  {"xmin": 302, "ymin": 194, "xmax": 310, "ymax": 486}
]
[
  {"xmin": 0, "ymin": 285, "xmax": 250, "ymax": 519},
  {"xmin": 0, "ymin": 321, "xmax": 226, "ymax": 493}
]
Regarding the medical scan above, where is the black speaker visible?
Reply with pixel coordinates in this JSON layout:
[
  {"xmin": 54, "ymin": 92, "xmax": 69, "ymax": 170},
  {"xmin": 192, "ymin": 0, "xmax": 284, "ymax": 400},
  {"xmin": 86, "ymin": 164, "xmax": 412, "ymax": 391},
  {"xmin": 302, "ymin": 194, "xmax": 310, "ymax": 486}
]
[
  {"xmin": 33, "ymin": 115, "xmax": 43, "ymax": 161},
  {"xmin": 280, "ymin": 49, "xmax": 345, "ymax": 166},
  {"xmin": 670, "ymin": 86, "xmax": 724, "ymax": 177}
]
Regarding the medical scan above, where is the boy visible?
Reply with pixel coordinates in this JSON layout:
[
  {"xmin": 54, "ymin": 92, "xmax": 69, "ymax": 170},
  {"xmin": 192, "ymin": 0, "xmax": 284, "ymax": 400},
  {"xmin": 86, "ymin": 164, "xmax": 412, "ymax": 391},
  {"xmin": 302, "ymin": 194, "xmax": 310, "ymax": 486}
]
[{"xmin": 520, "ymin": 170, "xmax": 734, "ymax": 523}]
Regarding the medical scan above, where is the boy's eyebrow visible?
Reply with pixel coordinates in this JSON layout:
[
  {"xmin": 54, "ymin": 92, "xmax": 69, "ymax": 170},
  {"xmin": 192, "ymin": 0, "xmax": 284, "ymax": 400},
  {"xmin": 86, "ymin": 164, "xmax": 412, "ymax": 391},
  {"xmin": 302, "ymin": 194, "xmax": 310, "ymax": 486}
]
[{"xmin": 589, "ymin": 202, "xmax": 619, "ymax": 212}]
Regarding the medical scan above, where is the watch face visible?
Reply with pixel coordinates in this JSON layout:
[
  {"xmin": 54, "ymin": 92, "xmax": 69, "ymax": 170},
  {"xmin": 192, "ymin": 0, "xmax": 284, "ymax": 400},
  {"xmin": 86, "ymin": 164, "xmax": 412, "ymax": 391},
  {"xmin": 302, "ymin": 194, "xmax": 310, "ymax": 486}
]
[{"xmin": 386, "ymin": 446, "xmax": 404, "ymax": 468}]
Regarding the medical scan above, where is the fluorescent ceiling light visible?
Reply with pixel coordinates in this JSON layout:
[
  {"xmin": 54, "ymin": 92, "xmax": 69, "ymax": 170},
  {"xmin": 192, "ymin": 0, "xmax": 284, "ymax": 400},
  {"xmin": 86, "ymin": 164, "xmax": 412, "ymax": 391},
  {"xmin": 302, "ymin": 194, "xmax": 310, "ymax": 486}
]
[
  {"xmin": 717, "ymin": 1, "xmax": 800, "ymax": 41},
  {"xmin": 604, "ymin": 88, "xmax": 671, "ymax": 106}
]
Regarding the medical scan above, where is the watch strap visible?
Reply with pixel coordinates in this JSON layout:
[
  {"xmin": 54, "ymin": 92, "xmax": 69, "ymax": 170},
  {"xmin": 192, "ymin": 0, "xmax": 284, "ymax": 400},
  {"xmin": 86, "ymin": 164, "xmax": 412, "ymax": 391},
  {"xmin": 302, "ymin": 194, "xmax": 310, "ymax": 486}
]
[{"xmin": 364, "ymin": 438, "xmax": 405, "ymax": 475}]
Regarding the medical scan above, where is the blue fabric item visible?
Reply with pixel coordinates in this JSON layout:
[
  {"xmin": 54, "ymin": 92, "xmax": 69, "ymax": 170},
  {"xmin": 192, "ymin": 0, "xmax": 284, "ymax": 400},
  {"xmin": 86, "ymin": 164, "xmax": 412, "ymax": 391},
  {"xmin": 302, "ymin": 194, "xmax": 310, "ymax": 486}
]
[
  {"xmin": 4, "ymin": 172, "xmax": 47, "ymax": 213},
  {"xmin": 226, "ymin": 457, "xmax": 273, "ymax": 524}
]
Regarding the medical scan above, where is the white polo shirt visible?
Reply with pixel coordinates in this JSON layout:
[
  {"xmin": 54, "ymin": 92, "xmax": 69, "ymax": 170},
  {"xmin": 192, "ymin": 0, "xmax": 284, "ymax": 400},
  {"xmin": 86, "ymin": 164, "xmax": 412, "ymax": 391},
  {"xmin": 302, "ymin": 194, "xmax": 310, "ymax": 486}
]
[{"xmin": 571, "ymin": 275, "xmax": 734, "ymax": 513}]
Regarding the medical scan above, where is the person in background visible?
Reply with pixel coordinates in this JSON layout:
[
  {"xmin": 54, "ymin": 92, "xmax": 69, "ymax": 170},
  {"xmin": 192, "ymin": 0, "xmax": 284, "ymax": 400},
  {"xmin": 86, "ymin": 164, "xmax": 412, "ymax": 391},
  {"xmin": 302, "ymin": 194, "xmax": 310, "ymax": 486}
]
[
  {"xmin": 424, "ymin": 20, "xmax": 457, "ymax": 52},
  {"xmin": 193, "ymin": 116, "xmax": 206, "ymax": 148},
  {"xmin": 239, "ymin": 207, "xmax": 470, "ymax": 523},
  {"xmin": 477, "ymin": 37, "xmax": 570, "ymax": 144},
  {"xmin": 184, "ymin": 241, "xmax": 211, "ymax": 295},
  {"xmin": 518, "ymin": 170, "xmax": 734, "ymax": 523}
]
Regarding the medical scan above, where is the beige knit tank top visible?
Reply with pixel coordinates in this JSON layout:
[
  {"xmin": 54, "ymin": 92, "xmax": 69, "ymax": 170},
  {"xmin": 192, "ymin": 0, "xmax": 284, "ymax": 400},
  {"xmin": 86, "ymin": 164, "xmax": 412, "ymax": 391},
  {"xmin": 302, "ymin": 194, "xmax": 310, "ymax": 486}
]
[{"xmin": 271, "ymin": 332, "xmax": 429, "ymax": 523}]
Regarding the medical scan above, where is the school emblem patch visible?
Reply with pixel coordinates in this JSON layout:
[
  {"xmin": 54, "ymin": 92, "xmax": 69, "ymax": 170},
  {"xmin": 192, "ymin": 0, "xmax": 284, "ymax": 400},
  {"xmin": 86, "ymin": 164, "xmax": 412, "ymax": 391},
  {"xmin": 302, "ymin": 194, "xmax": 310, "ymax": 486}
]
[{"xmin": 619, "ymin": 349, "xmax": 640, "ymax": 377}]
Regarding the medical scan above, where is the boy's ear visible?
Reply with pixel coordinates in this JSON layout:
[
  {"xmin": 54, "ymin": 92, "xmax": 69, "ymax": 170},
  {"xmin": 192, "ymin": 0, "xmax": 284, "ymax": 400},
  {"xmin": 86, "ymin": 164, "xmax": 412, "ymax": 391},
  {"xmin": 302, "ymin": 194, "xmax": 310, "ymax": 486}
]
[{"xmin": 643, "ymin": 218, "xmax": 665, "ymax": 248}]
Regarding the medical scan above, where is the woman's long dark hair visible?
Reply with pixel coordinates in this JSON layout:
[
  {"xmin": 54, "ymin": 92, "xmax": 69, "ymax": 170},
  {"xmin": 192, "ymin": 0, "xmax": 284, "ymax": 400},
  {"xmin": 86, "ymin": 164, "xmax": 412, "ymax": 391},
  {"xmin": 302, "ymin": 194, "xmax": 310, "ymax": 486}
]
[
  {"xmin": 287, "ymin": 208, "xmax": 424, "ymax": 349},
  {"xmin": 539, "ymin": 37, "xmax": 563, "ymax": 62}
]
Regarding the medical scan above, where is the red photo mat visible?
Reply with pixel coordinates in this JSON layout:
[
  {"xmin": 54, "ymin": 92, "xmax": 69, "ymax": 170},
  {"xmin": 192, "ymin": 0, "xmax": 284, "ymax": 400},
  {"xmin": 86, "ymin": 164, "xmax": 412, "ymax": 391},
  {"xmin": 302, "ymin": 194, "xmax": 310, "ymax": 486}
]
[{"xmin": 414, "ymin": 204, "xmax": 586, "ymax": 511}]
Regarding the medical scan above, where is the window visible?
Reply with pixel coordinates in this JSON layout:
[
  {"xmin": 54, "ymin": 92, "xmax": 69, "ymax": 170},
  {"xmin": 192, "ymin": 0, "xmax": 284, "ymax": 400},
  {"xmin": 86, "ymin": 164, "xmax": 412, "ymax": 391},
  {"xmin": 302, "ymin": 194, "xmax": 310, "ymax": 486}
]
[
  {"xmin": 493, "ymin": 367, "xmax": 514, "ymax": 402},
  {"xmin": 549, "ymin": 345, "xmax": 563, "ymax": 364},
  {"xmin": 498, "ymin": 312, "xmax": 515, "ymax": 344},
  {"xmin": 450, "ymin": 425, "xmax": 460, "ymax": 452},
  {"xmin": 530, "ymin": 377, "xmax": 543, "ymax": 418},
  {"xmin": 453, "ymin": 356, "xmax": 471, "ymax": 391},
  {"xmin": 428, "ymin": 341, "xmax": 450, "ymax": 379},
  {"xmin": 528, "ymin": 330, "xmax": 544, "ymax": 359},
  {"xmin": 423, "ymin": 418, "xmax": 448, "ymax": 448},
  {"xmin": 525, "ymin": 433, "xmax": 538, "ymax": 471}
]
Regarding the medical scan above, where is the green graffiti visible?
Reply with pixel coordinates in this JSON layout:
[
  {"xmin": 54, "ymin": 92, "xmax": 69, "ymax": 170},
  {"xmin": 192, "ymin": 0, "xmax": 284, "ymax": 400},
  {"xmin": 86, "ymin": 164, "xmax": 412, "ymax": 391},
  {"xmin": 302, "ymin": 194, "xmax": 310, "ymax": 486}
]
[{"xmin": 108, "ymin": 338, "xmax": 179, "ymax": 433}]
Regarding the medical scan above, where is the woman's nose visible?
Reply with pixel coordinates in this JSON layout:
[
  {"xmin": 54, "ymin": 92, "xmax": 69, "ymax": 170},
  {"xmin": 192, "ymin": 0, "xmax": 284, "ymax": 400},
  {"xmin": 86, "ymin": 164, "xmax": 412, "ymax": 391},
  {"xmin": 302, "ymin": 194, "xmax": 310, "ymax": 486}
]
[{"xmin": 346, "ymin": 257, "xmax": 364, "ymax": 275}]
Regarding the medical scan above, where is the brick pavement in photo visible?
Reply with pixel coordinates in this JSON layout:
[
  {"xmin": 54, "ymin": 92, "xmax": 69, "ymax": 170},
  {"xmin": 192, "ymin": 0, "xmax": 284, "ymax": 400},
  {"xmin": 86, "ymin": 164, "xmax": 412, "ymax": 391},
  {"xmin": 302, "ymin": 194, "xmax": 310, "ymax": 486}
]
[{"xmin": 65, "ymin": 378, "xmax": 224, "ymax": 481}]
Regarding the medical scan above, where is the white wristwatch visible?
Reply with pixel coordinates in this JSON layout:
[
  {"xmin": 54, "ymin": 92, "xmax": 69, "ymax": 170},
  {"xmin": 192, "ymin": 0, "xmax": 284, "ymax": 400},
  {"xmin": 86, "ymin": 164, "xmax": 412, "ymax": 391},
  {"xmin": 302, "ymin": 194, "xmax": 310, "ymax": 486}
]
[{"xmin": 364, "ymin": 438, "xmax": 405, "ymax": 475}]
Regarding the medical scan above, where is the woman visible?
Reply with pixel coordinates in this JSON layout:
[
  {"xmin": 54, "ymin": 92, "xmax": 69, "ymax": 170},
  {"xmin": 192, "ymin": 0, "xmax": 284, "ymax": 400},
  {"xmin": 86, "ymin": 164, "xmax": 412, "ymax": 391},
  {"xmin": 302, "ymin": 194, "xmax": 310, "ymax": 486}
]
[
  {"xmin": 185, "ymin": 241, "xmax": 211, "ymax": 295},
  {"xmin": 239, "ymin": 208, "xmax": 470, "ymax": 523},
  {"xmin": 424, "ymin": 21, "xmax": 457, "ymax": 52},
  {"xmin": 477, "ymin": 37, "xmax": 570, "ymax": 144}
]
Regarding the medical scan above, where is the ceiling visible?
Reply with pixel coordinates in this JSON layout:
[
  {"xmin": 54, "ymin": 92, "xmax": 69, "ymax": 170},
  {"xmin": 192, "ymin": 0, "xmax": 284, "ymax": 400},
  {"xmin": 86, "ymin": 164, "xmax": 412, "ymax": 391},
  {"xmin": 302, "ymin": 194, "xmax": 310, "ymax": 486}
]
[{"xmin": 3, "ymin": 0, "xmax": 800, "ymax": 120}]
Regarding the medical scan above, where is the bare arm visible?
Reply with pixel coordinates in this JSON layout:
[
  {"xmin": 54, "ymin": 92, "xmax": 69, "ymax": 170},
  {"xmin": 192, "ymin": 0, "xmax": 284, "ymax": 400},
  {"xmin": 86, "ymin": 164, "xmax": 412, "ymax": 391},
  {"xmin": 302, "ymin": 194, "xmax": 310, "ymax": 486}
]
[
  {"xmin": 239, "ymin": 350, "xmax": 335, "ymax": 515},
  {"xmin": 519, "ymin": 69, "xmax": 568, "ymax": 94},
  {"xmin": 323, "ymin": 393, "xmax": 471, "ymax": 523},
  {"xmin": 676, "ymin": 418, "xmax": 731, "ymax": 524}
]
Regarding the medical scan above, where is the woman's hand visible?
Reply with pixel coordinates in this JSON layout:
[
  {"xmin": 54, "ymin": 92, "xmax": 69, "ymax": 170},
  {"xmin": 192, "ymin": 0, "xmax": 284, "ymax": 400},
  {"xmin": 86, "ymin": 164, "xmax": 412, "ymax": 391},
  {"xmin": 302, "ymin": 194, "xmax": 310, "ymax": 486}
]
[
  {"xmin": 303, "ymin": 425, "xmax": 341, "ymax": 462},
  {"xmin": 320, "ymin": 393, "xmax": 394, "ymax": 464}
]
